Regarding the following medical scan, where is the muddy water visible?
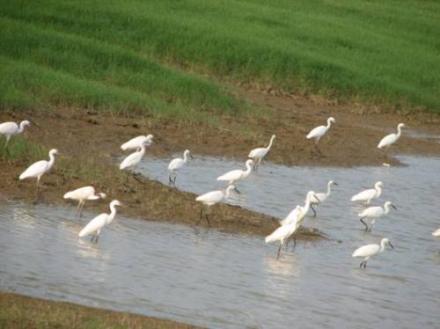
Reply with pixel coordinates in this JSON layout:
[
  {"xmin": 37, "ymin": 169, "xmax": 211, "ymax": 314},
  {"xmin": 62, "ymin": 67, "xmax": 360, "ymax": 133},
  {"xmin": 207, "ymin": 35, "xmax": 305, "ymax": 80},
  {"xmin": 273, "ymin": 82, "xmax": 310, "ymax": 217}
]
[{"xmin": 2, "ymin": 156, "xmax": 440, "ymax": 328}]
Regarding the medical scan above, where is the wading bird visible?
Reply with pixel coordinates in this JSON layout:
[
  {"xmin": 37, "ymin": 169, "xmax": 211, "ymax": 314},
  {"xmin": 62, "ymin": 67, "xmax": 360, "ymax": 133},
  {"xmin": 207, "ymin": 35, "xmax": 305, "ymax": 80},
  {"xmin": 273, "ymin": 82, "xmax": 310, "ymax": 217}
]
[
  {"xmin": 248, "ymin": 134, "xmax": 276, "ymax": 170},
  {"xmin": 78, "ymin": 200, "xmax": 122, "ymax": 243},
  {"xmin": 217, "ymin": 159, "xmax": 254, "ymax": 189},
  {"xmin": 306, "ymin": 117, "xmax": 336, "ymax": 150},
  {"xmin": 351, "ymin": 181, "xmax": 383, "ymax": 205},
  {"xmin": 19, "ymin": 149, "xmax": 58, "ymax": 199},
  {"xmin": 120, "ymin": 141, "xmax": 148, "ymax": 171},
  {"xmin": 266, "ymin": 206, "xmax": 301, "ymax": 259},
  {"xmin": 64, "ymin": 186, "xmax": 107, "ymax": 217},
  {"xmin": 377, "ymin": 123, "xmax": 405, "ymax": 150},
  {"xmin": 121, "ymin": 134, "xmax": 154, "ymax": 151},
  {"xmin": 280, "ymin": 191, "xmax": 316, "ymax": 227},
  {"xmin": 310, "ymin": 180, "xmax": 338, "ymax": 217},
  {"xmin": 168, "ymin": 149, "xmax": 192, "ymax": 185},
  {"xmin": 0, "ymin": 120, "xmax": 31, "ymax": 149},
  {"xmin": 352, "ymin": 238, "xmax": 394, "ymax": 268},
  {"xmin": 195, "ymin": 185, "xmax": 236, "ymax": 226},
  {"xmin": 358, "ymin": 201, "xmax": 397, "ymax": 232}
]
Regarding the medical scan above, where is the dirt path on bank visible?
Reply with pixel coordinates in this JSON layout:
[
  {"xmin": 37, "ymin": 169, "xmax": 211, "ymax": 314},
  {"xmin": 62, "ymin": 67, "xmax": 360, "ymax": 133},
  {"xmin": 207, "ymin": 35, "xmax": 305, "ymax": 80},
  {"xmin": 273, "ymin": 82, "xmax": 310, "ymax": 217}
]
[{"xmin": 0, "ymin": 87, "xmax": 439, "ymax": 238}]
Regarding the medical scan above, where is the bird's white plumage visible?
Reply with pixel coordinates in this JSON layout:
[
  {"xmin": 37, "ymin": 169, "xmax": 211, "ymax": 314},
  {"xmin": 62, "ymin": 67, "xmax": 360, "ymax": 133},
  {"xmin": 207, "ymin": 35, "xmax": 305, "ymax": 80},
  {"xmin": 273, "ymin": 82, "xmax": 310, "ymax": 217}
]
[
  {"xmin": 352, "ymin": 244, "xmax": 381, "ymax": 258},
  {"xmin": 168, "ymin": 150, "xmax": 191, "ymax": 172},
  {"xmin": 0, "ymin": 120, "xmax": 30, "ymax": 143},
  {"xmin": 377, "ymin": 123, "xmax": 405, "ymax": 149},
  {"xmin": 217, "ymin": 159, "xmax": 253, "ymax": 185},
  {"xmin": 311, "ymin": 180, "xmax": 336, "ymax": 204},
  {"xmin": 265, "ymin": 210, "xmax": 301, "ymax": 244},
  {"xmin": 19, "ymin": 149, "xmax": 58, "ymax": 180},
  {"xmin": 306, "ymin": 117, "xmax": 335, "ymax": 142},
  {"xmin": 358, "ymin": 201, "xmax": 395, "ymax": 219},
  {"xmin": 119, "ymin": 143, "xmax": 147, "ymax": 170},
  {"xmin": 351, "ymin": 181, "xmax": 383, "ymax": 204},
  {"xmin": 196, "ymin": 185, "xmax": 235, "ymax": 207},
  {"xmin": 64, "ymin": 186, "xmax": 106, "ymax": 202},
  {"xmin": 279, "ymin": 191, "xmax": 316, "ymax": 226},
  {"xmin": 248, "ymin": 134, "xmax": 276, "ymax": 163},
  {"xmin": 432, "ymin": 228, "xmax": 440, "ymax": 237},
  {"xmin": 121, "ymin": 134, "xmax": 153, "ymax": 151},
  {"xmin": 78, "ymin": 200, "xmax": 122, "ymax": 238}
]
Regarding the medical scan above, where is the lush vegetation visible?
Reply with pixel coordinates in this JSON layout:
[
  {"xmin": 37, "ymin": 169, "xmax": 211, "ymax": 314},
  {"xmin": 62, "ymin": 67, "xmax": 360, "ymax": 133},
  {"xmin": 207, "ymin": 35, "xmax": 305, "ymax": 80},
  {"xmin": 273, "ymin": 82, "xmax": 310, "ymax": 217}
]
[{"xmin": 1, "ymin": 0, "xmax": 439, "ymax": 114}]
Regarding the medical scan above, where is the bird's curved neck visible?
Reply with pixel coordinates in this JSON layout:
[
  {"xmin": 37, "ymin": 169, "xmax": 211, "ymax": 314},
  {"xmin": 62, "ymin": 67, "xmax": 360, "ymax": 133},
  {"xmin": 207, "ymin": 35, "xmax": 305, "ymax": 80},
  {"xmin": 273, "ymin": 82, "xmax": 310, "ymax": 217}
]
[
  {"xmin": 138, "ymin": 145, "xmax": 146, "ymax": 155},
  {"xmin": 48, "ymin": 153, "xmax": 56, "ymax": 168},
  {"xmin": 375, "ymin": 185, "xmax": 382, "ymax": 197},
  {"xmin": 183, "ymin": 152, "xmax": 189, "ymax": 162},
  {"xmin": 224, "ymin": 188, "xmax": 232, "ymax": 199},
  {"xmin": 266, "ymin": 136, "xmax": 275, "ymax": 150},
  {"xmin": 396, "ymin": 125, "xmax": 402, "ymax": 137},
  {"xmin": 326, "ymin": 120, "xmax": 332, "ymax": 129},
  {"xmin": 108, "ymin": 204, "xmax": 118, "ymax": 223},
  {"xmin": 383, "ymin": 204, "xmax": 391, "ymax": 214},
  {"xmin": 18, "ymin": 122, "xmax": 27, "ymax": 133},
  {"xmin": 326, "ymin": 183, "xmax": 332, "ymax": 196},
  {"xmin": 244, "ymin": 162, "xmax": 252, "ymax": 175},
  {"xmin": 379, "ymin": 240, "xmax": 386, "ymax": 253}
]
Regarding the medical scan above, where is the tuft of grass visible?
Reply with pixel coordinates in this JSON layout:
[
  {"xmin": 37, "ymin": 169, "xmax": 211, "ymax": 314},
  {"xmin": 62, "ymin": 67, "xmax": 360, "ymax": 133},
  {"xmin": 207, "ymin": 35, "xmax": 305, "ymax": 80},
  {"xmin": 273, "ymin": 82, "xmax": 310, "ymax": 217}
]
[
  {"xmin": 0, "ymin": 136, "xmax": 46, "ymax": 162},
  {"xmin": 0, "ymin": 292, "xmax": 199, "ymax": 329}
]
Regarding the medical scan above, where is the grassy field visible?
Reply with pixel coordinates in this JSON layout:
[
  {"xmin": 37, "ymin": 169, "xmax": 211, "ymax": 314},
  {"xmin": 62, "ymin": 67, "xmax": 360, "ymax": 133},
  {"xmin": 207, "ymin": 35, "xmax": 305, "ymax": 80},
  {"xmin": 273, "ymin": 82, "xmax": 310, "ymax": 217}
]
[
  {"xmin": 0, "ymin": 292, "xmax": 199, "ymax": 329},
  {"xmin": 1, "ymin": 0, "xmax": 439, "ymax": 116}
]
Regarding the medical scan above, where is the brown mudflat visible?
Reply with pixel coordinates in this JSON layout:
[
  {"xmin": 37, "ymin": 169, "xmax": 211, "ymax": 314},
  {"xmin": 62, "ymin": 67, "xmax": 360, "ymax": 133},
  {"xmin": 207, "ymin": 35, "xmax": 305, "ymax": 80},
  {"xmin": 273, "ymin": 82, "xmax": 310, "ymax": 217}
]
[{"xmin": 0, "ymin": 87, "xmax": 439, "ymax": 238}]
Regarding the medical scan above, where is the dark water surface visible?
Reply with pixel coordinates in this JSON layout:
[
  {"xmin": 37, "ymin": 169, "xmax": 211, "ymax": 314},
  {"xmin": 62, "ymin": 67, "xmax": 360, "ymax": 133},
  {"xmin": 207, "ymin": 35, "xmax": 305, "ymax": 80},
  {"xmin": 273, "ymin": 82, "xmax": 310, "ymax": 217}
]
[{"xmin": 1, "ymin": 155, "xmax": 440, "ymax": 328}]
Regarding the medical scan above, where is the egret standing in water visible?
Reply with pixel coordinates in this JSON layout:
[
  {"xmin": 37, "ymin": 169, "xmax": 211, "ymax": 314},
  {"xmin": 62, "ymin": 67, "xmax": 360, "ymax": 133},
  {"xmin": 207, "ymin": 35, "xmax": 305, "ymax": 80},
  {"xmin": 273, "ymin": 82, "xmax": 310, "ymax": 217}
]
[
  {"xmin": 217, "ymin": 159, "xmax": 253, "ymax": 189},
  {"xmin": 358, "ymin": 201, "xmax": 397, "ymax": 232},
  {"xmin": 168, "ymin": 149, "xmax": 193, "ymax": 186},
  {"xmin": 248, "ymin": 134, "xmax": 276, "ymax": 170},
  {"xmin": 0, "ymin": 120, "xmax": 31, "ymax": 150},
  {"xmin": 306, "ymin": 117, "xmax": 336, "ymax": 151},
  {"xmin": 19, "ymin": 149, "xmax": 58, "ymax": 200},
  {"xmin": 352, "ymin": 238, "xmax": 394, "ymax": 268},
  {"xmin": 351, "ymin": 181, "xmax": 383, "ymax": 205},
  {"xmin": 121, "ymin": 134, "xmax": 153, "ymax": 151},
  {"xmin": 378, "ymin": 123, "xmax": 405, "ymax": 150},
  {"xmin": 266, "ymin": 206, "xmax": 301, "ymax": 259},
  {"xmin": 64, "ymin": 186, "xmax": 107, "ymax": 217},
  {"xmin": 310, "ymin": 180, "xmax": 338, "ymax": 217},
  {"xmin": 78, "ymin": 200, "xmax": 122, "ymax": 243},
  {"xmin": 195, "ymin": 185, "xmax": 236, "ymax": 226},
  {"xmin": 280, "ymin": 191, "xmax": 316, "ymax": 227}
]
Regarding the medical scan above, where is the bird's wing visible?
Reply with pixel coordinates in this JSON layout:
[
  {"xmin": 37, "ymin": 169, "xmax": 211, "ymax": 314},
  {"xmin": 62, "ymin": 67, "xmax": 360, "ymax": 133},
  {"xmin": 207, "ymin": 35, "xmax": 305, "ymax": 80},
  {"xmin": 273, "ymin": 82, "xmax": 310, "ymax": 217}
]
[
  {"xmin": 352, "ymin": 244, "xmax": 380, "ymax": 257},
  {"xmin": 19, "ymin": 160, "xmax": 48, "ymax": 179},
  {"xmin": 279, "ymin": 207, "xmax": 299, "ymax": 226},
  {"xmin": 306, "ymin": 125, "xmax": 325, "ymax": 139},
  {"xmin": 377, "ymin": 133, "xmax": 396, "ymax": 149},
  {"xmin": 358, "ymin": 206, "xmax": 381, "ymax": 217},
  {"xmin": 119, "ymin": 151, "xmax": 142, "ymax": 169},
  {"xmin": 265, "ymin": 224, "xmax": 292, "ymax": 244},
  {"xmin": 64, "ymin": 186, "xmax": 94, "ymax": 200},
  {"xmin": 248, "ymin": 147, "xmax": 265, "ymax": 158},
  {"xmin": 351, "ymin": 189, "xmax": 374, "ymax": 201},
  {"xmin": 196, "ymin": 190, "xmax": 222, "ymax": 203},
  {"xmin": 0, "ymin": 122, "xmax": 18, "ymax": 135},
  {"xmin": 168, "ymin": 158, "xmax": 183, "ymax": 171},
  {"xmin": 121, "ymin": 136, "xmax": 146, "ymax": 151},
  {"xmin": 78, "ymin": 214, "xmax": 107, "ymax": 237},
  {"xmin": 217, "ymin": 169, "xmax": 241, "ymax": 181}
]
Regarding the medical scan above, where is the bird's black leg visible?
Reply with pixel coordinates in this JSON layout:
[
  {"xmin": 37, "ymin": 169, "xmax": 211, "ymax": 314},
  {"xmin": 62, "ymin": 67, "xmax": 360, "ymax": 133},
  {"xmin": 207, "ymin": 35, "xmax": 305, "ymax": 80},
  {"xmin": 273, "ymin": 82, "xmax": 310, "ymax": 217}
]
[
  {"xmin": 205, "ymin": 213, "xmax": 211, "ymax": 227},
  {"xmin": 277, "ymin": 244, "xmax": 282, "ymax": 259},
  {"xmin": 311, "ymin": 204, "xmax": 317, "ymax": 217},
  {"xmin": 360, "ymin": 218, "xmax": 369, "ymax": 232},
  {"xmin": 292, "ymin": 237, "xmax": 297, "ymax": 250},
  {"xmin": 168, "ymin": 175, "xmax": 173, "ymax": 185}
]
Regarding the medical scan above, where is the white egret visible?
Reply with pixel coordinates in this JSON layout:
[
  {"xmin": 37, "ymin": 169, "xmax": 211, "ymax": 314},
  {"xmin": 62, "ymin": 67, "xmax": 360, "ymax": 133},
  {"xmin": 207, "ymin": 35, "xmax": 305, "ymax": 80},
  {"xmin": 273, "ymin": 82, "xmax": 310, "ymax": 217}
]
[
  {"xmin": 19, "ymin": 149, "xmax": 58, "ymax": 198},
  {"xmin": 119, "ymin": 141, "xmax": 148, "ymax": 171},
  {"xmin": 217, "ymin": 159, "xmax": 254, "ymax": 188},
  {"xmin": 351, "ymin": 181, "xmax": 383, "ymax": 205},
  {"xmin": 306, "ymin": 117, "xmax": 336, "ymax": 148},
  {"xmin": 168, "ymin": 149, "xmax": 193, "ymax": 185},
  {"xmin": 310, "ymin": 180, "xmax": 338, "ymax": 217},
  {"xmin": 248, "ymin": 134, "xmax": 276, "ymax": 170},
  {"xmin": 195, "ymin": 185, "xmax": 236, "ymax": 225},
  {"xmin": 377, "ymin": 123, "xmax": 405, "ymax": 150},
  {"xmin": 78, "ymin": 200, "xmax": 122, "ymax": 243},
  {"xmin": 280, "ymin": 191, "xmax": 316, "ymax": 227},
  {"xmin": 266, "ymin": 206, "xmax": 301, "ymax": 259},
  {"xmin": 358, "ymin": 201, "xmax": 396, "ymax": 232},
  {"xmin": 64, "ymin": 186, "xmax": 107, "ymax": 217},
  {"xmin": 432, "ymin": 228, "xmax": 440, "ymax": 237},
  {"xmin": 121, "ymin": 134, "xmax": 153, "ymax": 151},
  {"xmin": 0, "ymin": 120, "xmax": 31, "ymax": 148},
  {"xmin": 352, "ymin": 238, "xmax": 394, "ymax": 268}
]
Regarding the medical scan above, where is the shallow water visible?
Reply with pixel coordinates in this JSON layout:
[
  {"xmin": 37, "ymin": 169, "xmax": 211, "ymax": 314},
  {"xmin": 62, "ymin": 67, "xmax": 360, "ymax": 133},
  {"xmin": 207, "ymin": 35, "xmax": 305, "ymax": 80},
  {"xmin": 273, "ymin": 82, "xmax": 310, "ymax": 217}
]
[{"xmin": 2, "ymin": 156, "xmax": 440, "ymax": 328}]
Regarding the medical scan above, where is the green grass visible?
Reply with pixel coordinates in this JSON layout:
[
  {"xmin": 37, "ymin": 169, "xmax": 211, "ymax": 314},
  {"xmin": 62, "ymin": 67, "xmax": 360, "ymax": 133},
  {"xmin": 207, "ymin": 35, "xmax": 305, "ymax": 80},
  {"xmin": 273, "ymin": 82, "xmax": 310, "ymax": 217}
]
[
  {"xmin": 1, "ymin": 0, "xmax": 439, "ymax": 112},
  {"xmin": 0, "ymin": 136, "xmax": 46, "ymax": 162}
]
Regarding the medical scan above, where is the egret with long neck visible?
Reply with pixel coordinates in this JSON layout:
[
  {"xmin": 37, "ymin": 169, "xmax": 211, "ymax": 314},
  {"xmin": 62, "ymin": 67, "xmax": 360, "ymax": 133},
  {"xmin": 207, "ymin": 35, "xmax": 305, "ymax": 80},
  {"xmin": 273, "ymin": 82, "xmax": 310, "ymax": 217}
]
[{"xmin": 248, "ymin": 134, "xmax": 276, "ymax": 170}]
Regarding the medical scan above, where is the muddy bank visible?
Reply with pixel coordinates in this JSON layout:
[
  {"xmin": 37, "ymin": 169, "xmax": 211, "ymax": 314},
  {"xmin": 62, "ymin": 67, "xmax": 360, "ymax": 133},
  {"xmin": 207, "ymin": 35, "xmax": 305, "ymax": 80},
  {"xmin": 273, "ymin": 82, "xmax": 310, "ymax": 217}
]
[
  {"xmin": 0, "ymin": 87, "xmax": 439, "ymax": 237},
  {"xmin": 0, "ymin": 292, "xmax": 201, "ymax": 329}
]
